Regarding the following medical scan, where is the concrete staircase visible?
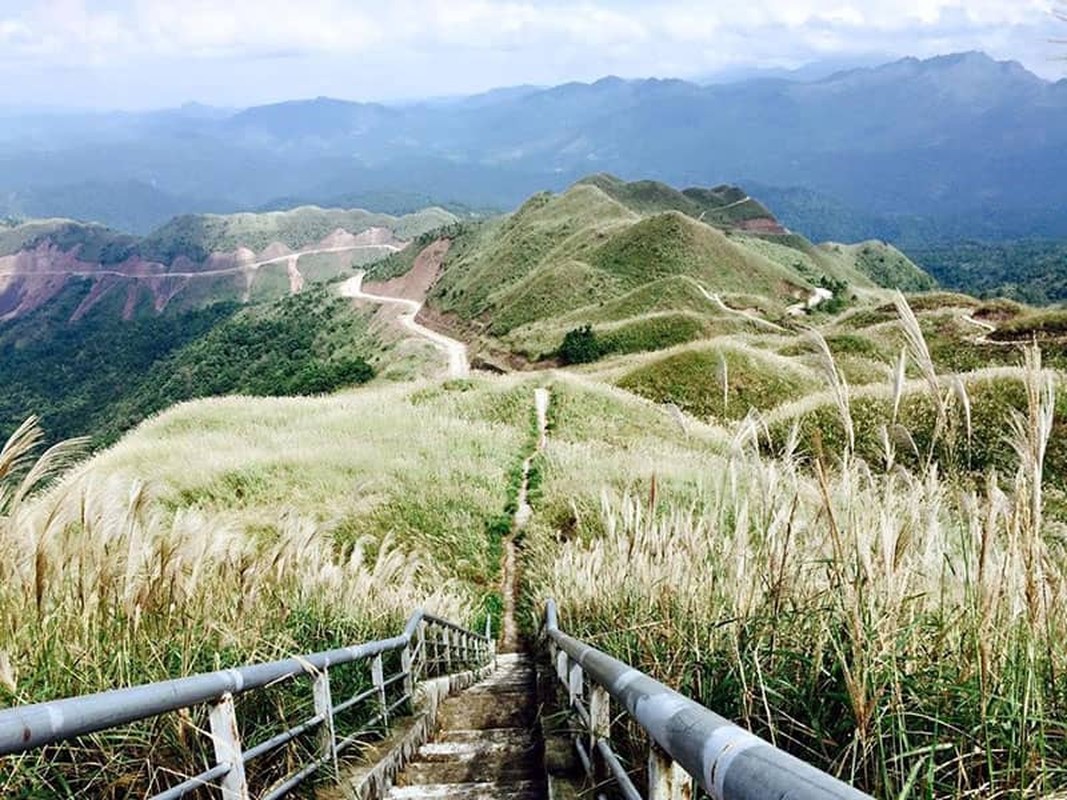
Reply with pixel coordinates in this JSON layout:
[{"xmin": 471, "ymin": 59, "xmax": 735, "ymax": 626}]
[{"xmin": 386, "ymin": 653, "xmax": 545, "ymax": 800}]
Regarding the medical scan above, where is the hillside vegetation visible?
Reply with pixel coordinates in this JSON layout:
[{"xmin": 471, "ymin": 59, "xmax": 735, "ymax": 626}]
[
  {"xmin": 414, "ymin": 177, "xmax": 932, "ymax": 362},
  {"xmin": 0, "ymin": 285, "xmax": 385, "ymax": 448},
  {"xmin": 912, "ymin": 239, "xmax": 1067, "ymax": 304},
  {"xmin": 8, "ymin": 176, "xmax": 1067, "ymax": 800}
]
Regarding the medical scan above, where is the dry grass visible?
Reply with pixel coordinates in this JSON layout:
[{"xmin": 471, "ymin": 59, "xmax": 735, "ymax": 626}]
[
  {"xmin": 527, "ymin": 301, "xmax": 1067, "ymax": 799},
  {"xmin": 4, "ymin": 291, "xmax": 1066, "ymax": 797},
  {"xmin": 0, "ymin": 380, "xmax": 533, "ymax": 795}
]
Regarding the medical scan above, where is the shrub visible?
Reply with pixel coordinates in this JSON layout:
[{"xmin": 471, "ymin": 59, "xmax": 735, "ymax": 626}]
[{"xmin": 558, "ymin": 325, "xmax": 603, "ymax": 364}]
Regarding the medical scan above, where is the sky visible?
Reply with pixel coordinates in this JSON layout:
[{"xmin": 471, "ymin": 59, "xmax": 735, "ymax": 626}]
[{"xmin": 0, "ymin": 0, "xmax": 1062, "ymax": 110}]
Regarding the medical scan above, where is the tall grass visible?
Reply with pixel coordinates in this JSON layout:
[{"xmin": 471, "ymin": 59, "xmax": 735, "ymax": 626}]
[
  {"xmin": 0, "ymin": 379, "xmax": 533, "ymax": 795},
  {"xmin": 530, "ymin": 304, "xmax": 1067, "ymax": 798}
]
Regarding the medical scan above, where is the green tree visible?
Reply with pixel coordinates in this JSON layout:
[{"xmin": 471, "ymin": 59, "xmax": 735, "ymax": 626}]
[{"xmin": 558, "ymin": 325, "xmax": 603, "ymax": 365}]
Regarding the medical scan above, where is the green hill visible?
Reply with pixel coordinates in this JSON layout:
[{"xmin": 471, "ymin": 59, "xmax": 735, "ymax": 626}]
[
  {"xmin": 413, "ymin": 177, "xmax": 933, "ymax": 361},
  {"xmin": 137, "ymin": 206, "xmax": 455, "ymax": 264},
  {"xmin": 0, "ymin": 284, "xmax": 382, "ymax": 448},
  {"xmin": 577, "ymin": 173, "xmax": 779, "ymax": 227}
]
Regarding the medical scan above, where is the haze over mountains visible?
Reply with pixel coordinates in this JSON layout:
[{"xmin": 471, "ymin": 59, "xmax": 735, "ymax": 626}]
[{"xmin": 3, "ymin": 51, "xmax": 1063, "ymax": 243}]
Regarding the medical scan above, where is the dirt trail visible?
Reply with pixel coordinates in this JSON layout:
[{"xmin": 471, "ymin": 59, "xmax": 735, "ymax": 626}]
[
  {"xmin": 501, "ymin": 388, "xmax": 550, "ymax": 652},
  {"xmin": 787, "ymin": 286, "xmax": 833, "ymax": 317},
  {"xmin": 338, "ymin": 271, "xmax": 470, "ymax": 379},
  {"xmin": 698, "ymin": 283, "xmax": 787, "ymax": 332},
  {"xmin": 957, "ymin": 312, "xmax": 1043, "ymax": 347},
  {"xmin": 285, "ymin": 255, "xmax": 304, "ymax": 294}
]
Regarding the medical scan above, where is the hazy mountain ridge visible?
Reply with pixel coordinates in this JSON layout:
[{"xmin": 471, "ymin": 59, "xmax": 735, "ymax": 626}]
[{"xmin": 0, "ymin": 52, "xmax": 1062, "ymax": 241}]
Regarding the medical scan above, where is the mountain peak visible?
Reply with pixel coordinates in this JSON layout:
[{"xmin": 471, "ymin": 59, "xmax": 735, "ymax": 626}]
[{"xmin": 881, "ymin": 50, "xmax": 1039, "ymax": 82}]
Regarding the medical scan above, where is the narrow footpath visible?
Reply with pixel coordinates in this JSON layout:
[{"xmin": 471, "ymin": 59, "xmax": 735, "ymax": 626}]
[
  {"xmin": 501, "ymin": 388, "xmax": 550, "ymax": 653},
  {"xmin": 373, "ymin": 388, "xmax": 552, "ymax": 800}
]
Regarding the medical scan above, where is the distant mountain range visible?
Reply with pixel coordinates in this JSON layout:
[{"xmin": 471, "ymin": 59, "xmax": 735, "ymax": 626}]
[{"xmin": 1, "ymin": 51, "xmax": 1064, "ymax": 244}]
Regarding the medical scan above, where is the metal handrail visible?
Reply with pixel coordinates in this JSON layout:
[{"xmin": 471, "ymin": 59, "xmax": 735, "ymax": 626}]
[
  {"xmin": 0, "ymin": 608, "xmax": 494, "ymax": 798},
  {"xmin": 543, "ymin": 599, "xmax": 872, "ymax": 800}
]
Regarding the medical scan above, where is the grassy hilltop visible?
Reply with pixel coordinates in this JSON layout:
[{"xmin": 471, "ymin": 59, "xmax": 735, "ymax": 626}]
[
  {"xmin": 368, "ymin": 176, "xmax": 933, "ymax": 364},
  {"xmin": 4, "ymin": 176, "xmax": 1067, "ymax": 798}
]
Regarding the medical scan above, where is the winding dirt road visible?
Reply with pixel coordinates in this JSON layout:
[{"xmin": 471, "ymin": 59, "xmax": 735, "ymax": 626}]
[
  {"xmin": 338, "ymin": 271, "xmax": 470, "ymax": 379},
  {"xmin": 0, "ymin": 244, "xmax": 402, "ymax": 282}
]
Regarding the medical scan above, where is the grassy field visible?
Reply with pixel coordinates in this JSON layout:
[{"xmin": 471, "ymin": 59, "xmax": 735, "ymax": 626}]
[{"xmin": 0, "ymin": 378, "xmax": 536, "ymax": 796}]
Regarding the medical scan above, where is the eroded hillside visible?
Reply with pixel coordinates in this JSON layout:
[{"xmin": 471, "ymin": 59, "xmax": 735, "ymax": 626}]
[{"xmin": 0, "ymin": 206, "xmax": 455, "ymax": 322}]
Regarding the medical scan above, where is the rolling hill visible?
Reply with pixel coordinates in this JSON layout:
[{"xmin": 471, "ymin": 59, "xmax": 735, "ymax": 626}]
[{"xmin": 370, "ymin": 176, "xmax": 934, "ymax": 364}]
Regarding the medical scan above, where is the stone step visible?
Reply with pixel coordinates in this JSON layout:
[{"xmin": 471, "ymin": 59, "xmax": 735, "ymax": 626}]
[
  {"xmin": 401, "ymin": 734, "xmax": 543, "ymax": 784},
  {"xmin": 438, "ymin": 728, "xmax": 536, "ymax": 746},
  {"xmin": 383, "ymin": 652, "xmax": 546, "ymax": 799},
  {"xmin": 418, "ymin": 735, "xmax": 537, "ymax": 760},
  {"xmin": 386, "ymin": 780, "xmax": 543, "ymax": 800},
  {"xmin": 399, "ymin": 757, "xmax": 541, "ymax": 785},
  {"xmin": 437, "ymin": 694, "xmax": 533, "ymax": 730},
  {"xmin": 465, "ymin": 677, "xmax": 534, "ymax": 694}
]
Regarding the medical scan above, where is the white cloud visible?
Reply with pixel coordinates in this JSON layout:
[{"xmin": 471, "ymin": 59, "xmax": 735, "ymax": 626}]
[{"xmin": 0, "ymin": 0, "xmax": 1061, "ymax": 106}]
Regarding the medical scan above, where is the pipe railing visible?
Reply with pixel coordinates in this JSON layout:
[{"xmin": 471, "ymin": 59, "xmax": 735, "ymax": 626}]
[
  {"xmin": 0, "ymin": 609, "xmax": 494, "ymax": 799},
  {"xmin": 542, "ymin": 599, "xmax": 873, "ymax": 800}
]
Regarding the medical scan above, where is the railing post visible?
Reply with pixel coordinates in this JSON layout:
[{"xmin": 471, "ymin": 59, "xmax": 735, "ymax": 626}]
[
  {"xmin": 416, "ymin": 621, "xmax": 427, "ymax": 681},
  {"xmin": 567, "ymin": 657, "xmax": 583, "ymax": 708},
  {"xmin": 208, "ymin": 693, "xmax": 249, "ymax": 800},
  {"xmin": 589, "ymin": 684, "xmax": 610, "ymax": 782},
  {"xmin": 443, "ymin": 628, "xmax": 453, "ymax": 673},
  {"xmin": 430, "ymin": 623, "xmax": 440, "ymax": 677},
  {"xmin": 556, "ymin": 649, "xmax": 568, "ymax": 684},
  {"xmin": 648, "ymin": 742, "xmax": 694, "ymax": 800},
  {"xmin": 401, "ymin": 644, "xmax": 414, "ymax": 701},
  {"xmin": 313, "ymin": 669, "xmax": 339, "ymax": 778},
  {"xmin": 372, "ymin": 654, "xmax": 388, "ymax": 727}
]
